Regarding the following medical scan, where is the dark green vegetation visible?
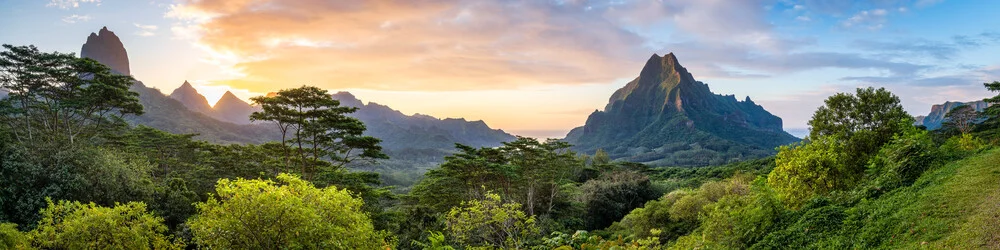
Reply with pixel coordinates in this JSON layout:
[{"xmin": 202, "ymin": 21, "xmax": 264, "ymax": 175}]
[
  {"xmin": 565, "ymin": 53, "xmax": 799, "ymax": 167},
  {"xmin": 2, "ymin": 43, "xmax": 1000, "ymax": 250}
]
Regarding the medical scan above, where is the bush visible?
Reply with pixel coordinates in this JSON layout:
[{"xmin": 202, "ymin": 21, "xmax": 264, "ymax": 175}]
[
  {"xmin": 28, "ymin": 199, "xmax": 181, "ymax": 249},
  {"xmin": 768, "ymin": 136, "xmax": 853, "ymax": 209},
  {"xmin": 860, "ymin": 128, "xmax": 938, "ymax": 198},
  {"xmin": 186, "ymin": 173, "xmax": 392, "ymax": 249},
  {"xmin": 578, "ymin": 171, "xmax": 660, "ymax": 230},
  {"xmin": 0, "ymin": 223, "xmax": 28, "ymax": 249},
  {"xmin": 445, "ymin": 192, "xmax": 540, "ymax": 249},
  {"xmin": 698, "ymin": 178, "xmax": 784, "ymax": 249}
]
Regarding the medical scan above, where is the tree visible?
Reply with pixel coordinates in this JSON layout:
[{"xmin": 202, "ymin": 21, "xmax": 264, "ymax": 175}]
[
  {"xmin": 411, "ymin": 137, "xmax": 582, "ymax": 218},
  {"xmin": 0, "ymin": 44, "xmax": 142, "ymax": 146},
  {"xmin": 577, "ymin": 170, "xmax": 659, "ymax": 230},
  {"xmin": 979, "ymin": 81, "xmax": 1000, "ymax": 134},
  {"xmin": 186, "ymin": 173, "xmax": 392, "ymax": 249},
  {"xmin": 250, "ymin": 86, "xmax": 386, "ymax": 180},
  {"xmin": 943, "ymin": 104, "xmax": 977, "ymax": 134},
  {"xmin": 28, "ymin": 199, "xmax": 181, "ymax": 249},
  {"xmin": 807, "ymin": 87, "xmax": 912, "ymax": 174},
  {"xmin": 0, "ymin": 146, "xmax": 156, "ymax": 227},
  {"xmin": 767, "ymin": 135, "xmax": 851, "ymax": 209},
  {"xmin": 445, "ymin": 192, "xmax": 540, "ymax": 249}
]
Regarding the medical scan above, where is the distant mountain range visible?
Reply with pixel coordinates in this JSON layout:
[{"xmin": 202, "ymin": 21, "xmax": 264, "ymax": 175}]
[
  {"xmin": 565, "ymin": 53, "xmax": 799, "ymax": 166},
  {"xmin": 79, "ymin": 27, "xmax": 515, "ymax": 164},
  {"xmin": 914, "ymin": 100, "xmax": 990, "ymax": 130}
]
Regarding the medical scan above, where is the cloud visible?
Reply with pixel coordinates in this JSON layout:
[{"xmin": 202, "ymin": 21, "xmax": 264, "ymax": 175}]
[
  {"xmin": 46, "ymin": 0, "xmax": 100, "ymax": 9},
  {"xmin": 163, "ymin": 0, "xmax": 954, "ymax": 93},
  {"xmin": 134, "ymin": 23, "xmax": 158, "ymax": 37},
  {"xmin": 842, "ymin": 9, "xmax": 888, "ymax": 30},
  {"xmin": 853, "ymin": 32, "xmax": 1000, "ymax": 61},
  {"xmin": 168, "ymin": 0, "xmax": 652, "ymax": 92},
  {"xmin": 60, "ymin": 14, "xmax": 91, "ymax": 24}
]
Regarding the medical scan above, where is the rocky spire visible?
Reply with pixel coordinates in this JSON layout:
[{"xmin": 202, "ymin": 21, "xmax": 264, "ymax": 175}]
[{"xmin": 80, "ymin": 26, "xmax": 130, "ymax": 75}]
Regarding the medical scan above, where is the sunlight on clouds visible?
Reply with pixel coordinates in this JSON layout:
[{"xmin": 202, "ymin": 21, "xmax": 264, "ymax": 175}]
[{"xmin": 165, "ymin": 0, "xmax": 649, "ymax": 93}]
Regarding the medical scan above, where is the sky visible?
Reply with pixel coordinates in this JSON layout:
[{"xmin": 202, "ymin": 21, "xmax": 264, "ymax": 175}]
[{"xmin": 2, "ymin": 0, "xmax": 1000, "ymax": 138}]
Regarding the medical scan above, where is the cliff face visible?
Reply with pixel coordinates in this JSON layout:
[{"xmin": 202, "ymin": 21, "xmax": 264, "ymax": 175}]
[
  {"xmin": 566, "ymin": 53, "xmax": 798, "ymax": 166},
  {"xmin": 915, "ymin": 101, "xmax": 990, "ymax": 130},
  {"xmin": 80, "ymin": 27, "xmax": 130, "ymax": 75}
]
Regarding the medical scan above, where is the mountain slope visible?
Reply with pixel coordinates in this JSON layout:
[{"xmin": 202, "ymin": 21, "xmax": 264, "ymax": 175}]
[
  {"xmin": 914, "ymin": 100, "xmax": 989, "ymax": 130},
  {"xmin": 566, "ymin": 53, "xmax": 799, "ymax": 166},
  {"xmin": 331, "ymin": 92, "xmax": 516, "ymax": 156},
  {"xmin": 212, "ymin": 91, "xmax": 257, "ymax": 125},
  {"xmin": 81, "ymin": 26, "xmax": 515, "ymax": 166},
  {"xmin": 128, "ymin": 81, "xmax": 278, "ymax": 144},
  {"xmin": 168, "ymin": 81, "xmax": 213, "ymax": 115},
  {"xmin": 80, "ymin": 27, "xmax": 276, "ymax": 143}
]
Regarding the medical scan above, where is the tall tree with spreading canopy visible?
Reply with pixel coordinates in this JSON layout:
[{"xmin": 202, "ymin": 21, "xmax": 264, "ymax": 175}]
[
  {"xmin": 0, "ymin": 44, "xmax": 142, "ymax": 146},
  {"xmin": 250, "ymin": 86, "xmax": 387, "ymax": 180},
  {"xmin": 807, "ymin": 87, "xmax": 911, "ymax": 171}
]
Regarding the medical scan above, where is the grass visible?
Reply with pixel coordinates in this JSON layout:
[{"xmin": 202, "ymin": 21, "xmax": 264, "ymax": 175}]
[{"xmin": 840, "ymin": 148, "xmax": 1000, "ymax": 249}]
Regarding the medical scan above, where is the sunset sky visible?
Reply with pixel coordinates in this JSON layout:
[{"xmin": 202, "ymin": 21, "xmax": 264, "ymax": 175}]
[{"xmin": 2, "ymin": 0, "xmax": 1000, "ymax": 138}]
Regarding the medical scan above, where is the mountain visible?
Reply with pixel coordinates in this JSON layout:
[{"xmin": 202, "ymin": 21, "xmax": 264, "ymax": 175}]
[
  {"xmin": 128, "ymin": 81, "xmax": 279, "ymax": 143},
  {"xmin": 914, "ymin": 100, "xmax": 989, "ymax": 130},
  {"xmin": 80, "ymin": 27, "xmax": 277, "ymax": 143},
  {"xmin": 80, "ymin": 27, "xmax": 130, "ymax": 75},
  {"xmin": 168, "ymin": 81, "xmax": 214, "ymax": 115},
  {"xmin": 80, "ymin": 27, "xmax": 514, "ymax": 165},
  {"xmin": 212, "ymin": 91, "xmax": 257, "ymax": 125},
  {"xmin": 565, "ymin": 53, "xmax": 799, "ymax": 166},
  {"xmin": 330, "ymin": 92, "xmax": 516, "ymax": 157}
]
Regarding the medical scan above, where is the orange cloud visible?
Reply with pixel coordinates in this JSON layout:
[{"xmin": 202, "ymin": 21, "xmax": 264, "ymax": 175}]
[{"xmin": 168, "ymin": 0, "xmax": 649, "ymax": 93}]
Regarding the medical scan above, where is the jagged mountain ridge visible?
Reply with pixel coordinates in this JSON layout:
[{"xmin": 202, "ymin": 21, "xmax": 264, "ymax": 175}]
[
  {"xmin": 330, "ymin": 92, "xmax": 516, "ymax": 152},
  {"xmin": 168, "ymin": 83, "xmax": 258, "ymax": 125},
  {"xmin": 82, "ymin": 27, "xmax": 513, "ymax": 163},
  {"xmin": 914, "ymin": 100, "xmax": 990, "ymax": 130},
  {"xmin": 565, "ymin": 53, "xmax": 799, "ymax": 166}
]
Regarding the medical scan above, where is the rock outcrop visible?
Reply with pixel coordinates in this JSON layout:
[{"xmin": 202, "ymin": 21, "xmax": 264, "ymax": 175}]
[
  {"xmin": 914, "ymin": 101, "xmax": 989, "ymax": 130},
  {"xmin": 80, "ymin": 26, "xmax": 130, "ymax": 75}
]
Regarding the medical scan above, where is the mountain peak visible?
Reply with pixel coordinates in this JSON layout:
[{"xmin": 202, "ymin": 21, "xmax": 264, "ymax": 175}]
[
  {"xmin": 81, "ymin": 26, "xmax": 130, "ymax": 75},
  {"xmin": 331, "ymin": 91, "xmax": 364, "ymax": 108},
  {"xmin": 569, "ymin": 53, "xmax": 798, "ymax": 166},
  {"xmin": 169, "ymin": 80, "xmax": 213, "ymax": 115}
]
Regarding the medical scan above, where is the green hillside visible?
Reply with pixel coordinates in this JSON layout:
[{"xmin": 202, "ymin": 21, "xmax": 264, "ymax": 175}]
[{"xmin": 849, "ymin": 147, "xmax": 1000, "ymax": 249}]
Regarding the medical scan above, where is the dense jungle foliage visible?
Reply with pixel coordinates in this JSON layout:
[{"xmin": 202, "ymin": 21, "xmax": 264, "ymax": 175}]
[{"xmin": 2, "ymin": 45, "xmax": 1000, "ymax": 249}]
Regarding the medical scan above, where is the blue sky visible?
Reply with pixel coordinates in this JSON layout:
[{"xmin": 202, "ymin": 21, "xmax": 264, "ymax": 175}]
[{"xmin": 2, "ymin": 0, "xmax": 999, "ymax": 138}]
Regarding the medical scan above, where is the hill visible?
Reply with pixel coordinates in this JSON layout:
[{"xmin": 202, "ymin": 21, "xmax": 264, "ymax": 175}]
[{"xmin": 565, "ymin": 53, "xmax": 799, "ymax": 166}]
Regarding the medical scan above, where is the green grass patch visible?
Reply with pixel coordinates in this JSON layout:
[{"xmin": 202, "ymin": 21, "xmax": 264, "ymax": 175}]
[{"xmin": 834, "ymin": 148, "xmax": 1000, "ymax": 249}]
